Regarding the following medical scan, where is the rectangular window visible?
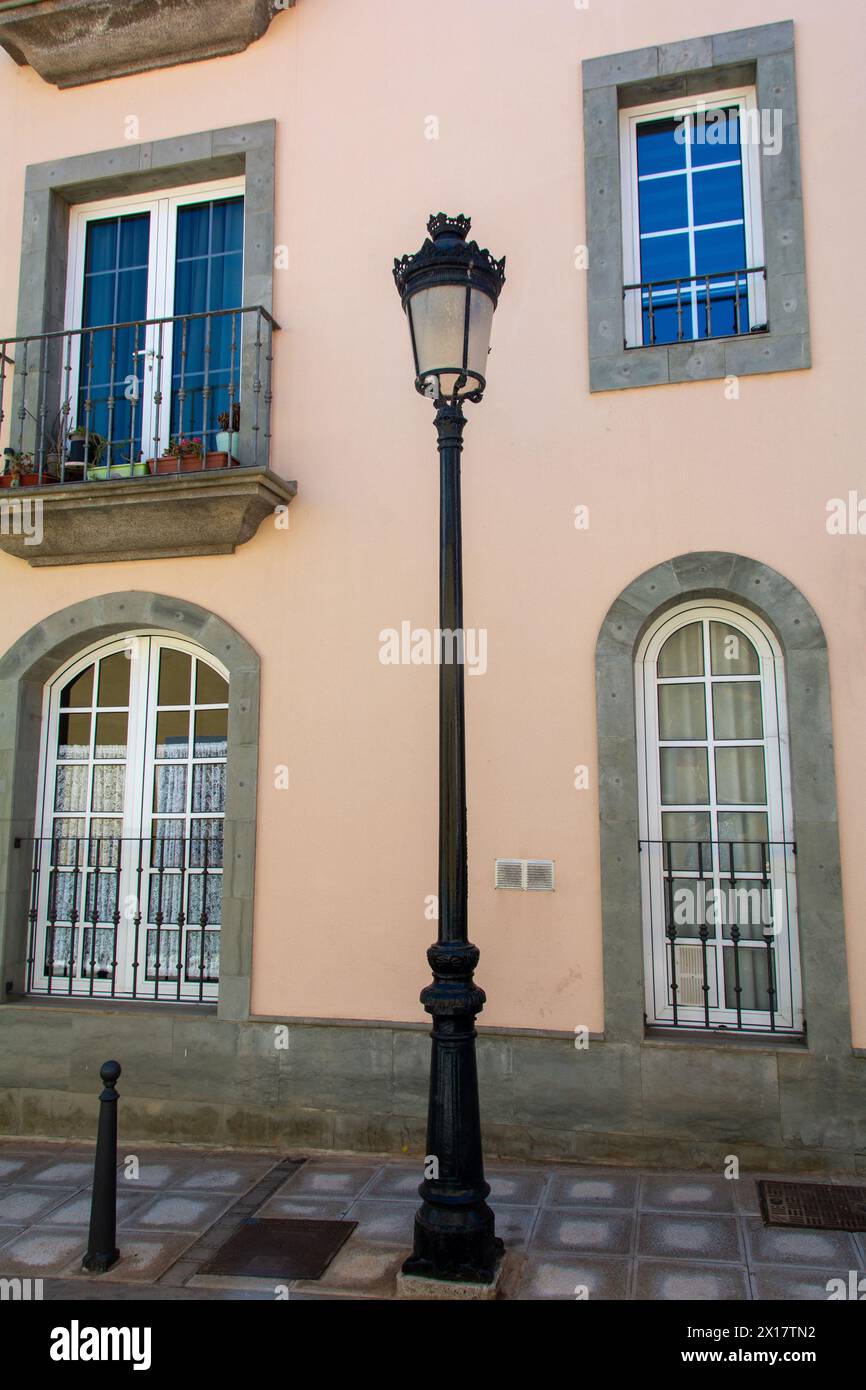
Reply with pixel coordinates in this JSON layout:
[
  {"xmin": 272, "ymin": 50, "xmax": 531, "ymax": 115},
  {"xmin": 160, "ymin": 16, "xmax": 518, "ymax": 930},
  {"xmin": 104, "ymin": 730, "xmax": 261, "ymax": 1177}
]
[
  {"xmin": 65, "ymin": 179, "xmax": 245, "ymax": 466},
  {"xmin": 620, "ymin": 91, "xmax": 767, "ymax": 349}
]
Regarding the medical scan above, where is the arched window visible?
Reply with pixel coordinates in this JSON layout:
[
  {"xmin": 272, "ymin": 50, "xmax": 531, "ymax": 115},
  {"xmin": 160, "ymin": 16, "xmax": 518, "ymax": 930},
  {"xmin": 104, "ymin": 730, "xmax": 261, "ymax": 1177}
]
[
  {"xmin": 28, "ymin": 633, "xmax": 228, "ymax": 1002},
  {"xmin": 636, "ymin": 602, "xmax": 802, "ymax": 1034}
]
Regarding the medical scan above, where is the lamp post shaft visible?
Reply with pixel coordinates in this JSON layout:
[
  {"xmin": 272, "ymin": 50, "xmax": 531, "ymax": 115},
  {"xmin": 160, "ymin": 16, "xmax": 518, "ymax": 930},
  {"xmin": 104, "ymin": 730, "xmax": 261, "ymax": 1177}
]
[{"xmin": 402, "ymin": 399, "xmax": 500, "ymax": 1284}]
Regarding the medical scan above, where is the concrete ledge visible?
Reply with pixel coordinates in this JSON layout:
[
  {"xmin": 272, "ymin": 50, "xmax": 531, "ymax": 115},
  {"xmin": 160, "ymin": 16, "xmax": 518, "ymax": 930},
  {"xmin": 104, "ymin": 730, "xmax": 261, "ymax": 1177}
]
[
  {"xmin": 0, "ymin": 0, "xmax": 293, "ymax": 89},
  {"xmin": 0, "ymin": 1007, "xmax": 863, "ymax": 1172},
  {"xmin": 0, "ymin": 466, "xmax": 296, "ymax": 566}
]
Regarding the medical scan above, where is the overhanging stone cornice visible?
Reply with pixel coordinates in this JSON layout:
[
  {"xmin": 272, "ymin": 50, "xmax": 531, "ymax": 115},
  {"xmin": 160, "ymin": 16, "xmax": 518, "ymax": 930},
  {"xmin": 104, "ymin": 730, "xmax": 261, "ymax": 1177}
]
[
  {"xmin": 0, "ymin": 0, "xmax": 293, "ymax": 89},
  {"xmin": 0, "ymin": 466, "xmax": 296, "ymax": 565}
]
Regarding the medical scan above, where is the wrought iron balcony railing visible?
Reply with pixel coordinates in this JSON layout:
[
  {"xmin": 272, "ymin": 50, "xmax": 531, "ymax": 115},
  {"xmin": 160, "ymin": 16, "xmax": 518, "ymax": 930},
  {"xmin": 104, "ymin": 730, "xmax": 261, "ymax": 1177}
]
[
  {"xmin": 22, "ymin": 832, "xmax": 222, "ymax": 1003},
  {"xmin": 623, "ymin": 266, "xmax": 767, "ymax": 348},
  {"xmin": 639, "ymin": 838, "xmax": 801, "ymax": 1036},
  {"xmin": 0, "ymin": 304, "xmax": 277, "ymax": 485}
]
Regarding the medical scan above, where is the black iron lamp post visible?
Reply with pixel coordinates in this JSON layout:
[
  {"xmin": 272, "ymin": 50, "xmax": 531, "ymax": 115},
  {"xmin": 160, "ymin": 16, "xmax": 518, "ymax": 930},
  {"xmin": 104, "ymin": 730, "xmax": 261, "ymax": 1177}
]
[{"xmin": 393, "ymin": 213, "xmax": 506, "ymax": 1283}]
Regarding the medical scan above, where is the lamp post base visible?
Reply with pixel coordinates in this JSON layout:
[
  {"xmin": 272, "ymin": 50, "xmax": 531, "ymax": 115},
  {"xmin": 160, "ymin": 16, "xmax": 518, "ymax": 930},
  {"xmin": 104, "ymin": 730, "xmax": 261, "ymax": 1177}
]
[
  {"xmin": 402, "ymin": 1201, "xmax": 502, "ymax": 1285},
  {"xmin": 397, "ymin": 1250, "xmax": 506, "ymax": 1300}
]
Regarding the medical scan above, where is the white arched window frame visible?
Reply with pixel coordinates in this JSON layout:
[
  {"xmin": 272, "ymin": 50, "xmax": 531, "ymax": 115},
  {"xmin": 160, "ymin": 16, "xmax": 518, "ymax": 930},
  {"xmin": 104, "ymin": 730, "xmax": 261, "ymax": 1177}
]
[
  {"xmin": 29, "ymin": 631, "xmax": 228, "ymax": 1002},
  {"xmin": 636, "ymin": 601, "xmax": 803, "ymax": 1034}
]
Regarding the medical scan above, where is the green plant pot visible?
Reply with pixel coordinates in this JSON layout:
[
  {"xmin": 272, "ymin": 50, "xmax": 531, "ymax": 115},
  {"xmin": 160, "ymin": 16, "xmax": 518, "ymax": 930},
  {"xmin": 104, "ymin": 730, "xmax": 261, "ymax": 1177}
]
[{"xmin": 88, "ymin": 461, "xmax": 149, "ymax": 481}]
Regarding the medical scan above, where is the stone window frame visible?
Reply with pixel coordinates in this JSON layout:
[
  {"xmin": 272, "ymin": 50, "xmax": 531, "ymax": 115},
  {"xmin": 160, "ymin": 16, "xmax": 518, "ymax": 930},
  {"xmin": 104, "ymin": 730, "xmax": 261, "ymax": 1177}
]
[
  {"xmin": 583, "ymin": 21, "xmax": 809, "ymax": 391},
  {"xmin": 0, "ymin": 593, "xmax": 260, "ymax": 1023},
  {"xmin": 596, "ymin": 553, "xmax": 851, "ymax": 1060},
  {"xmin": 15, "ymin": 119, "xmax": 276, "ymax": 469}
]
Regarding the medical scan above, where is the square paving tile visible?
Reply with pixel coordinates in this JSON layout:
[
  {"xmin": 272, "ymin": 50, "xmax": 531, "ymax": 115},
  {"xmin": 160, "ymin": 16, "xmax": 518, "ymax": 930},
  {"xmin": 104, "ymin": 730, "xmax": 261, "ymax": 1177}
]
[
  {"xmin": 26, "ymin": 1159, "xmax": 95, "ymax": 1188},
  {"xmin": 176, "ymin": 1158, "xmax": 276, "ymax": 1192},
  {"xmin": 0, "ymin": 1186, "xmax": 79, "ymax": 1225},
  {"xmin": 63, "ymin": 1231, "xmax": 198, "ymax": 1283},
  {"xmin": 743, "ymin": 1217, "xmax": 861, "ymax": 1269},
  {"xmin": 119, "ymin": 1190, "xmax": 235, "ymax": 1233},
  {"xmin": 487, "ymin": 1167, "xmax": 547, "ymax": 1207},
  {"xmin": 343, "ymin": 1199, "xmax": 415, "ymax": 1245},
  {"xmin": 492, "ymin": 1205, "xmax": 536, "ymax": 1249},
  {"xmin": 275, "ymin": 1163, "xmax": 379, "ymax": 1202},
  {"xmin": 637, "ymin": 1213, "xmax": 742, "ymax": 1263},
  {"xmin": 0, "ymin": 1226, "xmax": 86, "ymax": 1275},
  {"xmin": 640, "ymin": 1175, "xmax": 736, "ymax": 1213},
  {"xmin": 116, "ymin": 1158, "xmax": 203, "ymax": 1190},
  {"xmin": 532, "ymin": 1209, "xmax": 634, "ymax": 1256},
  {"xmin": 256, "ymin": 1195, "xmax": 349, "ymax": 1221},
  {"xmin": 750, "ymin": 1265, "xmax": 863, "ymax": 1300},
  {"xmin": 363, "ymin": 1164, "xmax": 420, "ymax": 1201},
  {"xmin": 515, "ymin": 1253, "xmax": 631, "ymax": 1300},
  {"xmin": 0, "ymin": 1156, "xmax": 38, "ymax": 1184},
  {"xmin": 636, "ymin": 1259, "xmax": 750, "ymax": 1300},
  {"xmin": 42, "ymin": 1190, "xmax": 151, "ymax": 1228},
  {"xmin": 545, "ymin": 1172, "xmax": 639, "ymax": 1210},
  {"xmin": 294, "ymin": 1241, "xmax": 406, "ymax": 1298}
]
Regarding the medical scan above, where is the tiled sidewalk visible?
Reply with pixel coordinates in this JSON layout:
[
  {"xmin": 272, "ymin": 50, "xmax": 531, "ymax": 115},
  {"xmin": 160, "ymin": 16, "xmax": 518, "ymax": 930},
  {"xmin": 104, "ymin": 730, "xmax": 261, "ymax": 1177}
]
[{"xmin": 1, "ymin": 1138, "xmax": 864, "ymax": 1300}]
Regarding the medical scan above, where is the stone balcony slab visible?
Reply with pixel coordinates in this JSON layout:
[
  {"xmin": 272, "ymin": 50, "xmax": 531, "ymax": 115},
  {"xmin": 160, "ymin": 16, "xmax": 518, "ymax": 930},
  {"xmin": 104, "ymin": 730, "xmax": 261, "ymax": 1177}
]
[
  {"xmin": 0, "ymin": 0, "xmax": 292, "ymax": 89},
  {"xmin": 0, "ymin": 466, "xmax": 296, "ymax": 566}
]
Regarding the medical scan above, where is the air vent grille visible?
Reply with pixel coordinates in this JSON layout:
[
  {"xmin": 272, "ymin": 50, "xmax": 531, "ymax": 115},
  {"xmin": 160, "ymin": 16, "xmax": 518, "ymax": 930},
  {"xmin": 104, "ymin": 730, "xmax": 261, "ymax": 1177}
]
[{"xmin": 495, "ymin": 859, "xmax": 555, "ymax": 891}]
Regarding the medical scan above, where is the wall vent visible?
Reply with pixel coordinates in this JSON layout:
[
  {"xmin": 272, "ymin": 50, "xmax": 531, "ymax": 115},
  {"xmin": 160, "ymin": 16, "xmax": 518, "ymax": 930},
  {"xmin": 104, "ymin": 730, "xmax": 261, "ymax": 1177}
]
[{"xmin": 495, "ymin": 859, "xmax": 555, "ymax": 891}]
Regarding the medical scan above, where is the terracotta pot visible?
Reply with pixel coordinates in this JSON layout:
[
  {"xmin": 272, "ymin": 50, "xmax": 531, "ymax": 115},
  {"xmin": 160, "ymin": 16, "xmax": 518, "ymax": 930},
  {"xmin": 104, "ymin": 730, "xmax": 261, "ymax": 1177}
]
[
  {"xmin": 152, "ymin": 451, "xmax": 236, "ymax": 474},
  {"xmin": 0, "ymin": 471, "xmax": 58, "ymax": 488}
]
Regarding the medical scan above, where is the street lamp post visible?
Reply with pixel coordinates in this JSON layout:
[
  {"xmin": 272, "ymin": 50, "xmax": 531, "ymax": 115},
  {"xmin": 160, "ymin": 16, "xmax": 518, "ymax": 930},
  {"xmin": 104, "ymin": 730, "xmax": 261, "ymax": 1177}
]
[{"xmin": 393, "ymin": 213, "xmax": 506, "ymax": 1284}]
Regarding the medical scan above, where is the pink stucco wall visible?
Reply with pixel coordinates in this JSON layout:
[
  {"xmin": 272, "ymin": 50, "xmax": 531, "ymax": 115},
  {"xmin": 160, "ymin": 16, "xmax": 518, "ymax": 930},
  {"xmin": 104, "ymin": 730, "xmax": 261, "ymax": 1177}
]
[{"xmin": 0, "ymin": 1, "xmax": 864, "ymax": 1040}]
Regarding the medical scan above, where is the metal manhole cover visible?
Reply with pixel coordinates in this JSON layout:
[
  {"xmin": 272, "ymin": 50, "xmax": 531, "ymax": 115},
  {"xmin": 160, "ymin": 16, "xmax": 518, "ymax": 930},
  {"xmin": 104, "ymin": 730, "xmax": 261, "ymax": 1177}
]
[
  {"xmin": 758, "ymin": 1180, "xmax": 866, "ymax": 1231},
  {"xmin": 198, "ymin": 1218, "xmax": 357, "ymax": 1280}
]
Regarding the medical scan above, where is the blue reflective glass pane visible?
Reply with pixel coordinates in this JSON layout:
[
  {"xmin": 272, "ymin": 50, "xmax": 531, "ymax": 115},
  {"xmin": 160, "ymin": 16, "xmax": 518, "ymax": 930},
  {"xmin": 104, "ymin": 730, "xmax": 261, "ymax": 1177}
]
[
  {"xmin": 640, "ymin": 232, "xmax": 690, "ymax": 285},
  {"xmin": 638, "ymin": 174, "xmax": 688, "ymax": 234},
  {"xmin": 84, "ymin": 220, "xmax": 118, "ymax": 275},
  {"xmin": 694, "ymin": 224, "xmax": 747, "ymax": 277},
  {"xmin": 176, "ymin": 204, "xmax": 210, "ymax": 260},
  {"xmin": 119, "ymin": 213, "xmax": 150, "ymax": 268},
  {"xmin": 692, "ymin": 165, "xmax": 745, "ymax": 227},
  {"xmin": 209, "ymin": 251, "xmax": 242, "ymax": 311},
  {"xmin": 210, "ymin": 198, "xmax": 244, "ymax": 254},
  {"xmin": 636, "ymin": 118, "xmax": 686, "ymax": 175},
  {"xmin": 696, "ymin": 288, "xmax": 750, "ymax": 339},
  {"xmin": 82, "ymin": 275, "xmax": 115, "ymax": 330},
  {"xmin": 642, "ymin": 300, "xmax": 693, "ymax": 346},
  {"xmin": 691, "ymin": 107, "xmax": 741, "ymax": 167},
  {"xmin": 173, "ymin": 256, "xmax": 208, "ymax": 316},
  {"xmin": 115, "ymin": 267, "xmax": 148, "ymax": 326}
]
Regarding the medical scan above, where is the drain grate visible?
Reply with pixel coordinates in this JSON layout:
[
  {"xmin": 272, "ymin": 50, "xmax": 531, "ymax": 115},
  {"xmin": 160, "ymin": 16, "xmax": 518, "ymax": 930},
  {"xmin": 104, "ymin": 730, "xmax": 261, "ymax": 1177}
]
[
  {"xmin": 197, "ymin": 1217, "xmax": 357, "ymax": 1280},
  {"xmin": 758, "ymin": 1180, "xmax": 866, "ymax": 1232}
]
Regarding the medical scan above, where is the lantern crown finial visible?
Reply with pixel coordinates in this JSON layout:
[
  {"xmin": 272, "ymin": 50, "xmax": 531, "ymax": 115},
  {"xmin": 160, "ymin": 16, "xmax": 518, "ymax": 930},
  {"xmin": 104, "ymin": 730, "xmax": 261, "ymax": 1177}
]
[{"xmin": 427, "ymin": 212, "xmax": 471, "ymax": 242}]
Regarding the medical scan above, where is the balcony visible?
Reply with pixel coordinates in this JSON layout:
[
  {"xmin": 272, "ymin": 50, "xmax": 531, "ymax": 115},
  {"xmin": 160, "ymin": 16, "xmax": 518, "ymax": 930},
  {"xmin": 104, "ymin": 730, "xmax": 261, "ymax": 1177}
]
[
  {"xmin": 623, "ymin": 266, "xmax": 768, "ymax": 349},
  {"xmin": 0, "ymin": 304, "xmax": 296, "ymax": 565},
  {"xmin": 640, "ymin": 837, "xmax": 802, "ymax": 1037},
  {"xmin": 22, "ymin": 831, "xmax": 222, "ymax": 1004},
  {"xmin": 0, "ymin": 0, "xmax": 292, "ymax": 89}
]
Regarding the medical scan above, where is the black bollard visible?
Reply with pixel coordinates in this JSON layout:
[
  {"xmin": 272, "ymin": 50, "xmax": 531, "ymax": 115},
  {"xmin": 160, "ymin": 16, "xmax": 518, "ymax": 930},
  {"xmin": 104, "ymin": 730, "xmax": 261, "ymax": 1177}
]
[{"xmin": 82, "ymin": 1059, "xmax": 122, "ymax": 1273}]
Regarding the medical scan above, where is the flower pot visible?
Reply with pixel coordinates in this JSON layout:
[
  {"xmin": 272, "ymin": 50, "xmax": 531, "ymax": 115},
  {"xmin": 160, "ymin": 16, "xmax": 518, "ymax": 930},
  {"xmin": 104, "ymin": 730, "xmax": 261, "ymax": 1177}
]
[
  {"xmin": 88, "ymin": 460, "xmax": 150, "ymax": 481},
  {"xmin": 215, "ymin": 431, "xmax": 239, "ymax": 457},
  {"xmin": 153, "ymin": 451, "xmax": 236, "ymax": 474},
  {"xmin": 0, "ymin": 471, "xmax": 57, "ymax": 488}
]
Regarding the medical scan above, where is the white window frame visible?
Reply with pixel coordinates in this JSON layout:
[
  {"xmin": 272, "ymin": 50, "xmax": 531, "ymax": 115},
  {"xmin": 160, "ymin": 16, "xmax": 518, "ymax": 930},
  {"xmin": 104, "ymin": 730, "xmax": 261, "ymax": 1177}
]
[
  {"xmin": 64, "ymin": 177, "xmax": 245, "ymax": 461},
  {"xmin": 620, "ymin": 88, "xmax": 767, "ymax": 349},
  {"xmin": 30, "ymin": 630, "xmax": 229, "ymax": 1002},
  {"xmin": 635, "ymin": 601, "xmax": 803, "ymax": 1034}
]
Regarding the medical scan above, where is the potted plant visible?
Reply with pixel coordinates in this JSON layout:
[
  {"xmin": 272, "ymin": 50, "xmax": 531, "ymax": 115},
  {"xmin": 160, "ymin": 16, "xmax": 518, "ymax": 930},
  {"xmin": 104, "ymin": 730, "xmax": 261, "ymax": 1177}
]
[
  {"xmin": 0, "ymin": 447, "xmax": 58, "ymax": 487},
  {"xmin": 152, "ymin": 434, "xmax": 236, "ymax": 474},
  {"xmin": 215, "ymin": 402, "xmax": 240, "ymax": 459},
  {"xmin": 66, "ymin": 427, "xmax": 106, "ymax": 480}
]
